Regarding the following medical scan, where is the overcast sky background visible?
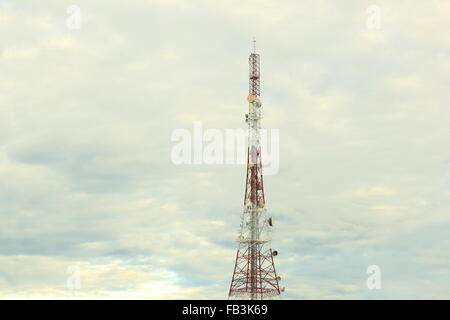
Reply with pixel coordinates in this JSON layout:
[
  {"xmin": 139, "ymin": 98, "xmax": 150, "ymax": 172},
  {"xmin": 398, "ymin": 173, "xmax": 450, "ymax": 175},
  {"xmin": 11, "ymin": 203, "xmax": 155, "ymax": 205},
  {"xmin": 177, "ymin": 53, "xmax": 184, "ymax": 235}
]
[{"xmin": 1, "ymin": 0, "xmax": 449, "ymax": 299}]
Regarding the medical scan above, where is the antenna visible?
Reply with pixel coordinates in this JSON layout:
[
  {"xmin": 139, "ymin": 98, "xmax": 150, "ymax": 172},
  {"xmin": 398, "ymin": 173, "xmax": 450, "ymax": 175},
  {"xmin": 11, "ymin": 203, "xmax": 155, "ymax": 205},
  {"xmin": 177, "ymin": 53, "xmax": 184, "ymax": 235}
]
[{"xmin": 228, "ymin": 45, "xmax": 282, "ymax": 300}]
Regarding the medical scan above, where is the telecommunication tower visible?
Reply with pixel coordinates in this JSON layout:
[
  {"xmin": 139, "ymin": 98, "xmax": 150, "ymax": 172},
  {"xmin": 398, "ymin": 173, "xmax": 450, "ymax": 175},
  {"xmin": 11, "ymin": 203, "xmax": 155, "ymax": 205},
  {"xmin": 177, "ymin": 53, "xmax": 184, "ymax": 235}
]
[{"xmin": 228, "ymin": 42, "xmax": 283, "ymax": 299}]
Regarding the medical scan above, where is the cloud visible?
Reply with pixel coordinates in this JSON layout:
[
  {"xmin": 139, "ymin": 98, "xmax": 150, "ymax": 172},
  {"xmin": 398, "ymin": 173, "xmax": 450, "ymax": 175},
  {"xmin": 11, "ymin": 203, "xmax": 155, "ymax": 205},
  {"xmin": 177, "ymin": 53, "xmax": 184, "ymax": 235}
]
[
  {"xmin": 0, "ymin": 0, "xmax": 449, "ymax": 299},
  {"xmin": 352, "ymin": 186, "xmax": 397, "ymax": 197}
]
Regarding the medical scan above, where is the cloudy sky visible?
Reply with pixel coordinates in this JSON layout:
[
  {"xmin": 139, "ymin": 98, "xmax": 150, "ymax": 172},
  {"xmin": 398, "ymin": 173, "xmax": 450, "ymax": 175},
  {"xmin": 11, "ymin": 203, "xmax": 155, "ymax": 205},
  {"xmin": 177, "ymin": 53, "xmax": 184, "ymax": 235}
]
[{"xmin": 1, "ymin": 0, "xmax": 449, "ymax": 299}]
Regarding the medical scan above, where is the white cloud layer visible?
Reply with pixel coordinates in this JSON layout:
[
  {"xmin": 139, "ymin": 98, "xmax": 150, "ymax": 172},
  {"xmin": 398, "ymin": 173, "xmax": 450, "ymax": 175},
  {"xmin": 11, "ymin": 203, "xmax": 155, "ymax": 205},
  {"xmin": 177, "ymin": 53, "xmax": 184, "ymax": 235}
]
[{"xmin": 0, "ymin": 0, "xmax": 449, "ymax": 299}]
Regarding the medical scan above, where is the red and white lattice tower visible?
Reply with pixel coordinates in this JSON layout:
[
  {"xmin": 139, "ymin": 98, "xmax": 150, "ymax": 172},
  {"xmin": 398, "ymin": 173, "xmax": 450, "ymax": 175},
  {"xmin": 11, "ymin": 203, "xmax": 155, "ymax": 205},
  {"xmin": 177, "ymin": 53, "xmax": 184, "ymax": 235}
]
[{"xmin": 228, "ymin": 42, "xmax": 283, "ymax": 300}]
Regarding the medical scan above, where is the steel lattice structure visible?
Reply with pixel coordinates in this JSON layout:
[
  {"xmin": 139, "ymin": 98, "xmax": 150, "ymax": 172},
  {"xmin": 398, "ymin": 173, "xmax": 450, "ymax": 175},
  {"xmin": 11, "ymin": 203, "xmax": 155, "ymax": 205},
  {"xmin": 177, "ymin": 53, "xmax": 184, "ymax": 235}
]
[{"xmin": 228, "ymin": 45, "xmax": 282, "ymax": 300}]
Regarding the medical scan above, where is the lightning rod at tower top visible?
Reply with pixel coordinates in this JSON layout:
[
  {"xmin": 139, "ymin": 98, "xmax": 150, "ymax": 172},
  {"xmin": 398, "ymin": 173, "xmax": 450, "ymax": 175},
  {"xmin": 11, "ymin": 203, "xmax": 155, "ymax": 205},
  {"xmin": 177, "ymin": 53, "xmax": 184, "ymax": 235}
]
[{"xmin": 228, "ymin": 41, "xmax": 284, "ymax": 300}]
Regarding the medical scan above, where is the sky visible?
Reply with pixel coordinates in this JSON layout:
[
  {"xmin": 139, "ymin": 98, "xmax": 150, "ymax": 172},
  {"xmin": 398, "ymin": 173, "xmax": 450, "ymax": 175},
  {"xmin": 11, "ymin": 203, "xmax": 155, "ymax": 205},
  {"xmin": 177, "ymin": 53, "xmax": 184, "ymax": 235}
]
[{"xmin": 0, "ymin": 0, "xmax": 449, "ymax": 299}]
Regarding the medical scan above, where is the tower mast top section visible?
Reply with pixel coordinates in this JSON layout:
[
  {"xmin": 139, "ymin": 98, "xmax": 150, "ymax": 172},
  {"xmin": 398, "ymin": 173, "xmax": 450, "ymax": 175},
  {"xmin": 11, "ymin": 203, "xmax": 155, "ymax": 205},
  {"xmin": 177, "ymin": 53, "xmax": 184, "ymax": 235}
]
[{"xmin": 248, "ymin": 40, "xmax": 260, "ymax": 98}]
